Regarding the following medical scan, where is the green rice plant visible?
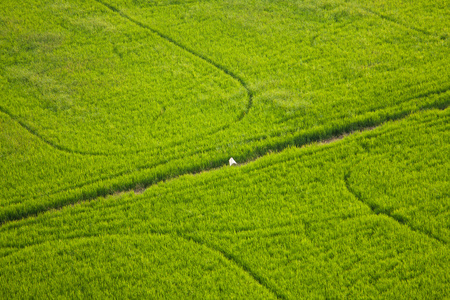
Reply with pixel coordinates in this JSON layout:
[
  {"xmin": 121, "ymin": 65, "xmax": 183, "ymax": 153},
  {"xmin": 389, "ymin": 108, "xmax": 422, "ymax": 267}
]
[
  {"xmin": 0, "ymin": 1, "xmax": 448, "ymax": 297},
  {"xmin": 1, "ymin": 0, "xmax": 449, "ymax": 222},
  {"xmin": 0, "ymin": 108, "xmax": 448, "ymax": 298}
]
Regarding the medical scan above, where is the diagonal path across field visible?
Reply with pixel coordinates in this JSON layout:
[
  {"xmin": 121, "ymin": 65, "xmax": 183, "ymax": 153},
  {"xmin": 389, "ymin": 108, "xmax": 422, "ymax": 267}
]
[
  {"xmin": 1, "ymin": 108, "xmax": 448, "ymax": 298},
  {"xmin": 1, "ymin": 7, "xmax": 449, "ymax": 294},
  {"xmin": 94, "ymin": 0, "xmax": 253, "ymax": 121},
  {"xmin": 0, "ymin": 106, "xmax": 107, "ymax": 156},
  {"xmin": 344, "ymin": 171, "xmax": 447, "ymax": 245}
]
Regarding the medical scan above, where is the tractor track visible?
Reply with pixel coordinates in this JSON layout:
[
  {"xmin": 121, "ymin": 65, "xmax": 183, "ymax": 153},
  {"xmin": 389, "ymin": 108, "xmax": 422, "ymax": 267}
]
[
  {"xmin": 0, "ymin": 0, "xmax": 253, "ymax": 157},
  {"xmin": 0, "ymin": 229, "xmax": 284, "ymax": 299},
  {"xmin": 2, "ymin": 100, "xmax": 448, "ymax": 225},
  {"xmin": 343, "ymin": 171, "xmax": 447, "ymax": 245},
  {"xmin": 2, "ymin": 1, "xmax": 449, "ymax": 241},
  {"xmin": 94, "ymin": 0, "xmax": 253, "ymax": 121},
  {"xmin": 0, "ymin": 106, "xmax": 107, "ymax": 156}
]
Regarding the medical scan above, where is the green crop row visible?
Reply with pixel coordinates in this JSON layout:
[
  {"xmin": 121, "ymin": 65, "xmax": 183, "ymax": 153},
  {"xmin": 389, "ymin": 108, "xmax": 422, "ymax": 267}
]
[
  {"xmin": 0, "ymin": 0, "xmax": 247, "ymax": 155},
  {"xmin": 1, "ymin": 0, "xmax": 449, "ymax": 222},
  {"xmin": 1, "ymin": 108, "xmax": 448, "ymax": 298}
]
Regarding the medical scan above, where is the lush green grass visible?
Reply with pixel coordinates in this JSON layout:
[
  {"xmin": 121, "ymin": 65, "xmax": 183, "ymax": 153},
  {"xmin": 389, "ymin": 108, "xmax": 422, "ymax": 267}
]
[
  {"xmin": 0, "ymin": 0, "xmax": 247, "ymax": 154},
  {"xmin": 1, "ymin": 0, "xmax": 449, "ymax": 298},
  {"xmin": 1, "ymin": 0, "xmax": 449, "ymax": 220},
  {"xmin": 1, "ymin": 109, "xmax": 448, "ymax": 298}
]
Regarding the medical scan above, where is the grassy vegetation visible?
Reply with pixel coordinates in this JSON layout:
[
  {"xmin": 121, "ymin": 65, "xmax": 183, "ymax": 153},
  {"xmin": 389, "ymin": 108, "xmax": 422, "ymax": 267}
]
[
  {"xmin": 1, "ymin": 109, "xmax": 448, "ymax": 298},
  {"xmin": 1, "ymin": 0, "xmax": 249, "ymax": 149},
  {"xmin": 1, "ymin": 0, "xmax": 449, "ymax": 221},
  {"xmin": 1, "ymin": 0, "xmax": 449, "ymax": 298}
]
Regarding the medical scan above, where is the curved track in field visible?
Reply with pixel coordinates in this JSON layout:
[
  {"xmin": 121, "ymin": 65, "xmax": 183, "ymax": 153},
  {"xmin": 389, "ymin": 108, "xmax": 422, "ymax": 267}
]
[
  {"xmin": 2, "ymin": 0, "xmax": 449, "ymax": 226},
  {"xmin": 343, "ymin": 171, "xmax": 447, "ymax": 245},
  {"xmin": 2, "ymin": 99, "xmax": 448, "ymax": 225},
  {"xmin": 0, "ymin": 0, "xmax": 444, "ymax": 159},
  {"xmin": 0, "ymin": 0, "xmax": 253, "ymax": 157},
  {"xmin": 95, "ymin": 0, "xmax": 253, "ymax": 122},
  {"xmin": 0, "ymin": 106, "xmax": 107, "ymax": 156},
  {"xmin": 0, "ymin": 230, "xmax": 284, "ymax": 299},
  {"xmin": 181, "ymin": 233, "xmax": 287, "ymax": 299},
  {"xmin": 349, "ymin": 3, "xmax": 434, "ymax": 36}
]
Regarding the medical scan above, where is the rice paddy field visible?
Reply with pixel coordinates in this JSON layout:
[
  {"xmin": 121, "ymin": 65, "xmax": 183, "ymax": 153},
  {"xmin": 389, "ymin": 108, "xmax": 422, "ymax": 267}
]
[{"xmin": 0, "ymin": 0, "xmax": 449, "ymax": 298}]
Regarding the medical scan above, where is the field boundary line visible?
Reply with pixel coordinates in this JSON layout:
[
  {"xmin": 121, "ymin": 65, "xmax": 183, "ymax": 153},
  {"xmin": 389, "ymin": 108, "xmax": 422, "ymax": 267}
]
[
  {"xmin": 1, "ymin": 0, "xmax": 253, "ymax": 157},
  {"xmin": 178, "ymin": 233, "xmax": 287, "ymax": 299},
  {"xmin": 0, "ymin": 230, "xmax": 285, "ymax": 299},
  {"xmin": 2, "ymin": 103, "xmax": 448, "ymax": 226},
  {"xmin": 0, "ymin": 119, "xmax": 399, "ymax": 225},
  {"xmin": 343, "ymin": 171, "xmax": 447, "ymax": 245},
  {"xmin": 0, "ymin": 106, "xmax": 107, "ymax": 156},
  {"xmin": 94, "ymin": 0, "xmax": 253, "ymax": 121},
  {"xmin": 2, "ymin": 1, "xmax": 446, "ymax": 157},
  {"xmin": 348, "ymin": 3, "xmax": 434, "ymax": 37}
]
